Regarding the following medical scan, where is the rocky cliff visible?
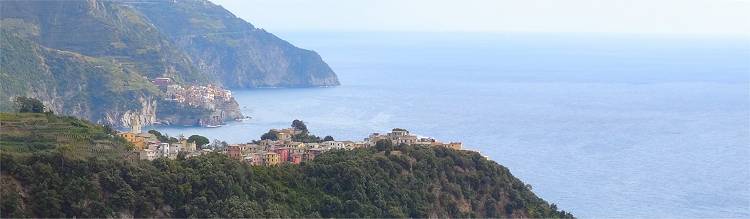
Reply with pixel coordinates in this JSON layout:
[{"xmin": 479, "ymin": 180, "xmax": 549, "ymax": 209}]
[
  {"xmin": 129, "ymin": 0, "xmax": 340, "ymax": 88},
  {"xmin": 0, "ymin": 0, "xmax": 338, "ymax": 127}
]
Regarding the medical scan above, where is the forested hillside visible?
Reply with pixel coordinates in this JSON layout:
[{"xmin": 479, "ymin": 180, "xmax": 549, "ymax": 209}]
[{"xmin": 0, "ymin": 113, "xmax": 572, "ymax": 218}]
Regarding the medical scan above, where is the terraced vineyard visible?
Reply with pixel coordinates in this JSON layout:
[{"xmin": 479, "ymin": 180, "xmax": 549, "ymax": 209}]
[{"xmin": 0, "ymin": 113, "xmax": 131, "ymax": 159}]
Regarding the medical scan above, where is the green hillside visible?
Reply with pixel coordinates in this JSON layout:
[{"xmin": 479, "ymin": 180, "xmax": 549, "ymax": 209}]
[
  {"xmin": 0, "ymin": 114, "xmax": 572, "ymax": 218},
  {"xmin": 0, "ymin": 29, "xmax": 161, "ymax": 122},
  {"xmin": 0, "ymin": 113, "xmax": 131, "ymax": 159},
  {"xmin": 0, "ymin": 150, "xmax": 573, "ymax": 218}
]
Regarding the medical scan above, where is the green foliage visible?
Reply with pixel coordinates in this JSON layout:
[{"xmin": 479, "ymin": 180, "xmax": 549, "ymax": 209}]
[
  {"xmin": 148, "ymin": 130, "xmax": 178, "ymax": 144},
  {"xmin": 291, "ymin": 119, "xmax": 308, "ymax": 134},
  {"xmin": 260, "ymin": 130, "xmax": 279, "ymax": 141},
  {"xmin": 1, "ymin": 143, "xmax": 573, "ymax": 218},
  {"xmin": 323, "ymin": 136, "xmax": 334, "ymax": 141},
  {"xmin": 187, "ymin": 135, "xmax": 209, "ymax": 147},
  {"xmin": 375, "ymin": 139, "xmax": 393, "ymax": 151},
  {"xmin": 291, "ymin": 133, "xmax": 321, "ymax": 143},
  {"xmin": 13, "ymin": 97, "xmax": 45, "ymax": 113}
]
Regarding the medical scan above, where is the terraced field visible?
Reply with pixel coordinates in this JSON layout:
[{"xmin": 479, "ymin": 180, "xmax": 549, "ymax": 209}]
[{"xmin": 0, "ymin": 113, "xmax": 131, "ymax": 159}]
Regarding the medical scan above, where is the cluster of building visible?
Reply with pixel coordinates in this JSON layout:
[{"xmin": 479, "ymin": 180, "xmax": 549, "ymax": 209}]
[
  {"xmin": 223, "ymin": 128, "xmax": 463, "ymax": 166},
  {"xmin": 118, "ymin": 130, "xmax": 203, "ymax": 161},
  {"xmin": 365, "ymin": 128, "xmax": 463, "ymax": 150},
  {"xmin": 164, "ymin": 84, "xmax": 233, "ymax": 109},
  {"xmin": 223, "ymin": 127, "xmax": 358, "ymax": 166},
  {"xmin": 152, "ymin": 77, "xmax": 233, "ymax": 110},
  {"xmin": 119, "ymin": 123, "xmax": 463, "ymax": 164}
]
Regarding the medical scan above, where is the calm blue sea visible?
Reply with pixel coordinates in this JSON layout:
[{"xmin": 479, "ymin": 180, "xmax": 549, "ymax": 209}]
[{"xmin": 152, "ymin": 32, "xmax": 750, "ymax": 218}]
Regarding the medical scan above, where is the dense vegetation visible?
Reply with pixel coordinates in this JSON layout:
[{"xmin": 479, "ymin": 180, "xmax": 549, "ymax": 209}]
[
  {"xmin": 0, "ymin": 113, "xmax": 573, "ymax": 218},
  {"xmin": 0, "ymin": 146, "xmax": 572, "ymax": 218}
]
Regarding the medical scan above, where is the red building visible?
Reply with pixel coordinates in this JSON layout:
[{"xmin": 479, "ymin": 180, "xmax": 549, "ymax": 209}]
[
  {"xmin": 227, "ymin": 145, "xmax": 242, "ymax": 160},
  {"xmin": 290, "ymin": 153, "xmax": 303, "ymax": 164},
  {"xmin": 273, "ymin": 147, "xmax": 290, "ymax": 163}
]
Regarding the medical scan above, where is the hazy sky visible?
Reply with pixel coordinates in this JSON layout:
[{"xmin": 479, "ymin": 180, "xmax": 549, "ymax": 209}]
[{"xmin": 210, "ymin": 0, "xmax": 750, "ymax": 36}]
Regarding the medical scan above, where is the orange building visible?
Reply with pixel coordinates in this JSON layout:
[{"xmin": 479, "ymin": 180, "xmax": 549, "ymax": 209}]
[{"xmin": 118, "ymin": 132, "xmax": 147, "ymax": 150}]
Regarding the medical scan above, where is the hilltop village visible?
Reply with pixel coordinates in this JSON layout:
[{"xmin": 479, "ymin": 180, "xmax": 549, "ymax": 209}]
[{"xmin": 118, "ymin": 121, "xmax": 464, "ymax": 165}]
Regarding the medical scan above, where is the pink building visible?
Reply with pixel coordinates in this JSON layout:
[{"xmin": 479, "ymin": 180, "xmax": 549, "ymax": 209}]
[
  {"xmin": 227, "ymin": 145, "xmax": 242, "ymax": 160},
  {"xmin": 273, "ymin": 147, "xmax": 290, "ymax": 163}
]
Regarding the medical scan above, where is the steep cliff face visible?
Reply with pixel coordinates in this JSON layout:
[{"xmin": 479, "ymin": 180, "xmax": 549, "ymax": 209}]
[
  {"xmin": 1, "ymin": 0, "xmax": 338, "ymax": 127},
  {"xmin": 155, "ymin": 98, "xmax": 243, "ymax": 126},
  {"xmin": 130, "ymin": 0, "xmax": 340, "ymax": 88},
  {"xmin": 106, "ymin": 97, "xmax": 158, "ymax": 129},
  {"xmin": 0, "ymin": 29, "xmax": 161, "ymax": 127}
]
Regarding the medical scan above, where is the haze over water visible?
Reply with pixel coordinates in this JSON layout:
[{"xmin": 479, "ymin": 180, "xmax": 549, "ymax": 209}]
[{"xmin": 153, "ymin": 32, "xmax": 750, "ymax": 218}]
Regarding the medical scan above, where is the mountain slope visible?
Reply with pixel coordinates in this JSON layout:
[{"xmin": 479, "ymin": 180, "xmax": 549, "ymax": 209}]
[
  {"xmin": 0, "ymin": 0, "xmax": 206, "ymax": 83},
  {"xmin": 0, "ymin": 29, "xmax": 161, "ymax": 126},
  {"xmin": 130, "ymin": 0, "xmax": 340, "ymax": 88}
]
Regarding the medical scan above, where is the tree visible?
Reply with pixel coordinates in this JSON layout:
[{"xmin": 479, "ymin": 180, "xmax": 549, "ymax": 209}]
[
  {"xmin": 323, "ymin": 136, "xmax": 334, "ymax": 141},
  {"xmin": 291, "ymin": 120, "xmax": 308, "ymax": 133},
  {"xmin": 148, "ymin": 130, "xmax": 163, "ymax": 138},
  {"xmin": 260, "ymin": 130, "xmax": 279, "ymax": 141},
  {"xmin": 375, "ymin": 139, "xmax": 393, "ymax": 151},
  {"xmin": 148, "ymin": 130, "xmax": 169, "ymax": 143},
  {"xmin": 14, "ymin": 97, "xmax": 45, "ymax": 113},
  {"xmin": 103, "ymin": 124, "xmax": 117, "ymax": 135},
  {"xmin": 187, "ymin": 135, "xmax": 210, "ymax": 147}
]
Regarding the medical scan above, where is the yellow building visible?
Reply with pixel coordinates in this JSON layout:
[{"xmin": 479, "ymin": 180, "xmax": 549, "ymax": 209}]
[
  {"xmin": 264, "ymin": 152, "xmax": 281, "ymax": 166},
  {"xmin": 276, "ymin": 132, "xmax": 291, "ymax": 141}
]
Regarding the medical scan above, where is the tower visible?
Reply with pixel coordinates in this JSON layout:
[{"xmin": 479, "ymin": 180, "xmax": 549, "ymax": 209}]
[{"xmin": 130, "ymin": 116, "xmax": 142, "ymax": 134}]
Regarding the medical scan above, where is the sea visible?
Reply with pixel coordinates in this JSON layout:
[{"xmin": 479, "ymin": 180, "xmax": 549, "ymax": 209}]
[{"xmin": 151, "ymin": 32, "xmax": 750, "ymax": 218}]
